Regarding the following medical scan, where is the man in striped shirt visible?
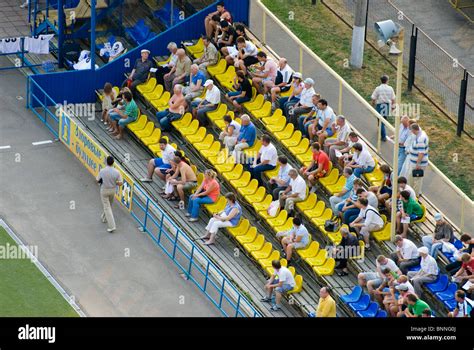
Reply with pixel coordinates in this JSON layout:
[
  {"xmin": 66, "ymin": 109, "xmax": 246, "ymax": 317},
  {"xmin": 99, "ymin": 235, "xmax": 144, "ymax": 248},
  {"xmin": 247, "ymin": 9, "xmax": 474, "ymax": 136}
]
[
  {"xmin": 371, "ymin": 75, "xmax": 396, "ymax": 142},
  {"xmin": 406, "ymin": 123, "xmax": 429, "ymax": 197}
]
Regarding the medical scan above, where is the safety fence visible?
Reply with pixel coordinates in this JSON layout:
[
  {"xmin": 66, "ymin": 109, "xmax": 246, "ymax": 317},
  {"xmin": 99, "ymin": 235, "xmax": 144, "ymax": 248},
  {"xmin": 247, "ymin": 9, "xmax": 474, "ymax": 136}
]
[
  {"xmin": 251, "ymin": 0, "xmax": 474, "ymax": 234},
  {"xmin": 321, "ymin": 0, "xmax": 474, "ymax": 137},
  {"xmin": 26, "ymin": 74, "xmax": 261, "ymax": 318}
]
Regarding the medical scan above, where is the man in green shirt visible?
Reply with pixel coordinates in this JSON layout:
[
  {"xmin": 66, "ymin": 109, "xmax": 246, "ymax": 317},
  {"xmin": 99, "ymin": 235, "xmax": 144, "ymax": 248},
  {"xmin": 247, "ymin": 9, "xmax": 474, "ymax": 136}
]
[
  {"xmin": 111, "ymin": 91, "xmax": 139, "ymax": 140},
  {"xmin": 396, "ymin": 190, "xmax": 424, "ymax": 237},
  {"xmin": 405, "ymin": 294, "xmax": 431, "ymax": 317}
]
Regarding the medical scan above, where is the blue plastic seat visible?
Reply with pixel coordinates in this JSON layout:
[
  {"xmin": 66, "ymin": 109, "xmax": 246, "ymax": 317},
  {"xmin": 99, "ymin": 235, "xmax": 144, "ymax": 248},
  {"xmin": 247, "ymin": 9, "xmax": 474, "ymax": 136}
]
[
  {"xmin": 426, "ymin": 274, "xmax": 449, "ymax": 293},
  {"xmin": 435, "ymin": 282, "xmax": 458, "ymax": 301},
  {"xmin": 376, "ymin": 310, "xmax": 387, "ymax": 317},
  {"xmin": 340, "ymin": 286, "xmax": 363, "ymax": 304},
  {"xmin": 356, "ymin": 302, "xmax": 379, "ymax": 317},
  {"xmin": 407, "ymin": 264, "xmax": 421, "ymax": 272},
  {"xmin": 348, "ymin": 294, "xmax": 370, "ymax": 311},
  {"xmin": 443, "ymin": 298, "xmax": 457, "ymax": 311},
  {"xmin": 453, "ymin": 239, "xmax": 463, "ymax": 250}
]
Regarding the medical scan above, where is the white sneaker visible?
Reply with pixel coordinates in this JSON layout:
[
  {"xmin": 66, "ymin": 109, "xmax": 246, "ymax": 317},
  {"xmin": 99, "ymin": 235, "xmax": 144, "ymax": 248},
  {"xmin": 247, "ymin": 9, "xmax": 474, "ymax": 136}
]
[
  {"xmin": 107, "ymin": 228, "xmax": 116, "ymax": 233},
  {"xmin": 178, "ymin": 200, "xmax": 185, "ymax": 210},
  {"xmin": 140, "ymin": 177, "xmax": 153, "ymax": 182}
]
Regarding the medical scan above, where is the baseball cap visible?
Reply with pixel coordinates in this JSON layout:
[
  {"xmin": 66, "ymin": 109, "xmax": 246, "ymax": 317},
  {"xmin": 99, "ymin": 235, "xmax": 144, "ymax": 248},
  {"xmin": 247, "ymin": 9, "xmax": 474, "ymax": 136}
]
[
  {"xmin": 417, "ymin": 246, "xmax": 429, "ymax": 255},
  {"xmin": 395, "ymin": 284, "xmax": 409, "ymax": 291},
  {"xmin": 141, "ymin": 49, "xmax": 150, "ymax": 54},
  {"xmin": 304, "ymin": 78, "xmax": 314, "ymax": 85},
  {"xmin": 434, "ymin": 213, "xmax": 443, "ymax": 221},
  {"xmin": 204, "ymin": 79, "xmax": 214, "ymax": 87}
]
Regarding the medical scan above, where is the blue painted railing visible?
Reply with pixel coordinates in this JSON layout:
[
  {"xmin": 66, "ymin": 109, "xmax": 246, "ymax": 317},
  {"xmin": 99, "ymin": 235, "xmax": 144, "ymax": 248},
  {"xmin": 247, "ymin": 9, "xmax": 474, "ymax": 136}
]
[{"xmin": 27, "ymin": 76, "xmax": 59, "ymax": 137}]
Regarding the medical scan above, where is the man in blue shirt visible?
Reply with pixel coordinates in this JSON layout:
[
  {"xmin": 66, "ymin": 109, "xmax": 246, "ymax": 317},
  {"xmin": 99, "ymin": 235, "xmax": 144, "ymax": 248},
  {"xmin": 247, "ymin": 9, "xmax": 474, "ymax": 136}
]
[
  {"xmin": 329, "ymin": 167, "xmax": 356, "ymax": 212},
  {"xmin": 232, "ymin": 114, "xmax": 256, "ymax": 164},
  {"xmin": 183, "ymin": 64, "xmax": 206, "ymax": 105},
  {"xmin": 391, "ymin": 115, "xmax": 411, "ymax": 175}
]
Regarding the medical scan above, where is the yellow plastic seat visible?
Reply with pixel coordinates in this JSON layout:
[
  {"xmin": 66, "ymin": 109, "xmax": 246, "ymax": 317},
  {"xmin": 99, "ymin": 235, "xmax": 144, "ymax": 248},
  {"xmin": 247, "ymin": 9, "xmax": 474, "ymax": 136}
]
[
  {"xmin": 136, "ymin": 77, "xmax": 156, "ymax": 94},
  {"xmin": 228, "ymin": 219, "xmax": 250, "ymax": 237},
  {"xmin": 313, "ymin": 258, "xmax": 335, "ymax": 276},
  {"xmin": 143, "ymin": 83, "xmax": 164, "ymax": 102},
  {"xmin": 252, "ymin": 194, "xmax": 272, "ymax": 212},
  {"xmin": 265, "ymin": 259, "xmax": 288, "ymax": 276},
  {"xmin": 310, "ymin": 207, "xmax": 333, "ymax": 227},
  {"xmin": 193, "ymin": 134, "xmax": 214, "ymax": 150},
  {"xmin": 222, "ymin": 163, "xmax": 243, "ymax": 181},
  {"xmin": 238, "ymin": 179, "xmax": 259, "ymax": 196},
  {"xmin": 134, "ymin": 121, "xmax": 154, "ymax": 138},
  {"xmin": 319, "ymin": 168, "xmax": 339, "ymax": 187},
  {"xmin": 205, "ymin": 196, "xmax": 226, "ymax": 214},
  {"xmin": 113, "ymin": 86, "xmax": 120, "ymax": 97},
  {"xmin": 186, "ymin": 127, "xmax": 207, "ymax": 144},
  {"xmin": 264, "ymin": 164, "xmax": 279, "ymax": 179},
  {"xmin": 236, "ymin": 227, "xmax": 258, "ymax": 244},
  {"xmin": 298, "ymin": 241, "xmax": 320, "ymax": 259},
  {"xmin": 280, "ymin": 84, "xmax": 294, "ymax": 98},
  {"xmin": 150, "ymin": 91, "xmax": 170, "ymax": 109},
  {"xmin": 296, "ymin": 193, "xmax": 317, "ymax": 212},
  {"xmin": 242, "ymin": 94, "xmax": 264, "ymax": 112},
  {"xmin": 282, "ymin": 130, "xmax": 302, "ymax": 148},
  {"xmin": 262, "ymin": 109, "xmax": 283, "ymax": 125},
  {"xmin": 258, "ymin": 250, "xmax": 280, "ymax": 268},
  {"xmin": 215, "ymin": 66, "xmax": 236, "ymax": 86},
  {"xmin": 266, "ymin": 210, "xmax": 288, "ymax": 229},
  {"xmin": 127, "ymin": 114, "xmax": 147, "ymax": 132},
  {"xmin": 200, "ymin": 141, "xmax": 221, "ymax": 158},
  {"xmin": 245, "ymin": 186, "xmax": 266, "ymax": 203},
  {"xmin": 411, "ymin": 204, "xmax": 426, "ymax": 223},
  {"xmin": 304, "ymin": 200, "xmax": 326, "ymax": 218},
  {"xmin": 154, "ymin": 55, "xmax": 170, "ymax": 66},
  {"xmin": 274, "ymin": 123, "xmax": 294, "ymax": 141},
  {"xmin": 350, "ymin": 240, "xmax": 365, "ymax": 260},
  {"xmin": 243, "ymin": 140, "xmax": 262, "ymax": 158},
  {"xmin": 287, "ymin": 275, "xmax": 303, "ymax": 294},
  {"xmin": 251, "ymin": 242, "xmax": 273, "ymax": 260},
  {"xmin": 295, "ymin": 148, "xmax": 313, "ymax": 165},
  {"xmin": 230, "ymin": 171, "xmax": 251, "ymax": 188},
  {"xmin": 290, "ymin": 137, "xmax": 310, "ymax": 155},
  {"xmin": 243, "ymin": 234, "xmax": 265, "ymax": 252},
  {"xmin": 171, "ymin": 112, "xmax": 192, "ymax": 129},
  {"xmin": 206, "ymin": 104, "xmax": 227, "ymax": 122},
  {"xmin": 141, "ymin": 128, "xmax": 161, "ymax": 146},
  {"xmin": 364, "ymin": 166, "xmax": 384, "ymax": 186},
  {"xmin": 213, "ymin": 156, "xmax": 237, "ymax": 174},
  {"xmin": 273, "ymin": 217, "xmax": 294, "ymax": 233},
  {"xmin": 327, "ymin": 231, "xmax": 342, "ymax": 245},
  {"xmin": 207, "ymin": 58, "xmax": 227, "ymax": 77},
  {"xmin": 185, "ymin": 37, "xmax": 204, "ymax": 56},
  {"xmin": 305, "ymin": 249, "xmax": 328, "ymax": 266},
  {"xmin": 324, "ymin": 176, "xmax": 346, "ymax": 195},
  {"xmin": 215, "ymin": 110, "xmax": 235, "ymax": 130},
  {"xmin": 252, "ymin": 101, "xmax": 272, "ymax": 119},
  {"xmin": 373, "ymin": 222, "xmax": 391, "ymax": 242},
  {"xmin": 180, "ymin": 119, "xmax": 199, "ymax": 135}
]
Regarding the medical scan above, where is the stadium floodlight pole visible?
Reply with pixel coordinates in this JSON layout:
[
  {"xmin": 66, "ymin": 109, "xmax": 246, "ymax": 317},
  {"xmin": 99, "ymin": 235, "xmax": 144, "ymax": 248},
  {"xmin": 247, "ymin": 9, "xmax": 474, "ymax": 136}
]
[
  {"xmin": 350, "ymin": 0, "xmax": 368, "ymax": 68},
  {"xmin": 90, "ymin": 0, "xmax": 97, "ymax": 72}
]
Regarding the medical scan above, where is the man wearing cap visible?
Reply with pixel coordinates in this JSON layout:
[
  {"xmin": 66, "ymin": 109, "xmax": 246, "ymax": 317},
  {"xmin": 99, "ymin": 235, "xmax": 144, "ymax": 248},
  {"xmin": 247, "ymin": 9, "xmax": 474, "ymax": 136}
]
[
  {"xmin": 164, "ymin": 48, "xmax": 191, "ymax": 92},
  {"xmin": 407, "ymin": 246, "xmax": 439, "ymax": 297},
  {"xmin": 191, "ymin": 80, "xmax": 220, "ymax": 126},
  {"xmin": 285, "ymin": 77, "xmax": 316, "ymax": 126},
  {"xmin": 123, "ymin": 49, "xmax": 154, "ymax": 94},
  {"xmin": 392, "ymin": 283, "xmax": 415, "ymax": 317},
  {"xmin": 422, "ymin": 213, "xmax": 454, "ymax": 259}
]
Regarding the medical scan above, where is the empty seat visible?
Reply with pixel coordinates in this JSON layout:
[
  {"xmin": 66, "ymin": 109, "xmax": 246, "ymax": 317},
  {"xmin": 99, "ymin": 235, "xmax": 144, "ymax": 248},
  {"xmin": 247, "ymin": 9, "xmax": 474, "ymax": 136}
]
[
  {"xmin": 245, "ymin": 186, "xmax": 266, "ymax": 203},
  {"xmin": 426, "ymin": 275, "xmax": 449, "ymax": 294},
  {"xmin": 296, "ymin": 193, "xmax": 317, "ymax": 212},
  {"xmin": 236, "ymin": 227, "xmax": 257, "ymax": 244},
  {"xmin": 356, "ymin": 302, "xmax": 379, "ymax": 317},
  {"xmin": 228, "ymin": 219, "xmax": 250, "ymax": 237},
  {"xmin": 127, "ymin": 114, "xmax": 147, "ymax": 132},
  {"xmin": 141, "ymin": 128, "xmax": 161, "ymax": 146},
  {"xmin": 134, "ymin": 121, "xmax": 154, "ymax": 138},
  {"xmin": 252, "ymin": 194, "xmax": 273, "ymax": 212},
  {"xmin": 136, "ymin": 77, "xmax": 157, "ymax": 94},
  {"xmin": 171, "ymin": 112, "xmax": 192, "ymax": 129},
  {"xmin": 252, "ymin": 101, "xmax": 272, "ymax": 119},
  {"xmin": 251, "ymin": 242, "xmax": 273, "ymax": 260},
  {"xmin": 287, "ymin": 275, "xmax": 303, "ymax": 294},
  {"xmin": 297, "ymin": 241, "xmax": 320, "ymax": 259},
  {"xmin": 243, "ymin": 234, "xmax": 265, "ymax": 252},
  {"xmin": 340, "ymin": 286, "xmax": 363, "ymax": 304},
  {"xmin": 207, "ymin": 59, "xmax": 227, "ymax": 77}
]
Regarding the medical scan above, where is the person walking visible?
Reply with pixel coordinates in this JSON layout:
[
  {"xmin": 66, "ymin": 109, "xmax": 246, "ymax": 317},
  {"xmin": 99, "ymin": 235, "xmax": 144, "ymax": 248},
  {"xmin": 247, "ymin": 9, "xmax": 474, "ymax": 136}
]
[
  {"xmin": 371, "ymin": 75, "xmax": 395, "ymax": 142},
  {"xmin": 96, "ymin": 156, "xmax": 123, "ymax": 233}
]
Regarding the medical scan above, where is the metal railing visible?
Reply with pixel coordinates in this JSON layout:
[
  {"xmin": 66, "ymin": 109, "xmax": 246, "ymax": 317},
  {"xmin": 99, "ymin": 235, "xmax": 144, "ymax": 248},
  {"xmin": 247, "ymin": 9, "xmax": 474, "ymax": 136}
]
[
  {"xmin": 27, "ymin": 76, "xmax": 59, "ymax": 137},
  {"xmin": 251, "ymin": 0, "xmax": 474, "ymax": 233}
]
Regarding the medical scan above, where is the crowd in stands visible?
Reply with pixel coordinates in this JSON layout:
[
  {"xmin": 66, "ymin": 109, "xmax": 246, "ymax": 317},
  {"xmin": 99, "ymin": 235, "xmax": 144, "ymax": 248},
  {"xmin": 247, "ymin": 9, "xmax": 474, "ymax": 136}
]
[{"xmin": 96, "ymin": 1, "xmax": 473, "ymax": 316}]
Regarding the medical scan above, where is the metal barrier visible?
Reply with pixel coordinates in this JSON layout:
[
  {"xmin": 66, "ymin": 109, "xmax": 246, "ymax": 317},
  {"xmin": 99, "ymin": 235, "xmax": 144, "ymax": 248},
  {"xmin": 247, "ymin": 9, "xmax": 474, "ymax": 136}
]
[
  {"xmin": 251, "ymin": 0, "xmax": 474, "ymax": 233},
  {"xmin": 27, "ymin": 76, "xmax": 59, "ymax": 137}
]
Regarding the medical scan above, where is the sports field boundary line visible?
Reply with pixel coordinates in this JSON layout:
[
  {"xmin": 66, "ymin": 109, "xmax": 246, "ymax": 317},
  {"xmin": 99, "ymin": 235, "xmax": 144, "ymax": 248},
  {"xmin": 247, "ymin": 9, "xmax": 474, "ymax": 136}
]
[{"xmin": 0, "ymin": 218, "xmax": 87, "ymax": 317}]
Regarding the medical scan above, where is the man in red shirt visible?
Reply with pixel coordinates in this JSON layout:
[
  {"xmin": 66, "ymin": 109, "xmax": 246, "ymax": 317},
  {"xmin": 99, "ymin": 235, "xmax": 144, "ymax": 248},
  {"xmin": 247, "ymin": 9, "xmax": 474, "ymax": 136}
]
[
  {"xmin": 300, "ymin": 142, "xmax": 330, "ymax": 189},
  {"xmin": 454, "ymin": 253, "xmax": 474, "ymax": 295}
]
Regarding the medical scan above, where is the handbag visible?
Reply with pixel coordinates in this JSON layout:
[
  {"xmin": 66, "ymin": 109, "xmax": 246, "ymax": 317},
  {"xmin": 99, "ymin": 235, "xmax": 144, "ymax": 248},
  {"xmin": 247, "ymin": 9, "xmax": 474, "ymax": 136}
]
[
  {"xmin": 412, "ymin": 169, "xmax": 424, "ymax": 178},
  {"xmin": 324, "ymin": 218, "xmax": 340, "ymax": 233}
]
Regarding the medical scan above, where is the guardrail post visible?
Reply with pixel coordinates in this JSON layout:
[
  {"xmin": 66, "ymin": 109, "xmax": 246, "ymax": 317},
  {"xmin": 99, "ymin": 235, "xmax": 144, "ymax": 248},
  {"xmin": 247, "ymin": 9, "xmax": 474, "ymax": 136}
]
[
  {"xmin": 456, "ymin": 70, "xmax": 468, "ymax": 137},
  {"xmin": 407, "ymin": 26, "xmax": 417, "ymax": 92},
  {"xmin": 364, "ymin": 0, "xmax": 369, "ymax": 42},
  {"xmin": 142, "ymin": 197, "xmax": 150, "ymax": 232},
  {"xmin": 186, "ymin": 245, "xmax": 195, "ymax": 280},
  {"xmin": 157, "ymin": 212, "xmax": 164, "ymax": 243},
  {"xmin": 235, "ymin": 295, "xmax": 241, "ymax": 317},
  {"xmin": 377, "ymin": 120, "xmax": 382, "ymax": 152},
  {"xmin": 203, "ymin": 261, "xmax": 210, "ymax": 292},
  {"xmin": 218, "ymin": 279, "xmax": 226, "ymax": 308},
  {"xmin": 172, "ymin": 229, "xmax": 180, "ymax": 259}
]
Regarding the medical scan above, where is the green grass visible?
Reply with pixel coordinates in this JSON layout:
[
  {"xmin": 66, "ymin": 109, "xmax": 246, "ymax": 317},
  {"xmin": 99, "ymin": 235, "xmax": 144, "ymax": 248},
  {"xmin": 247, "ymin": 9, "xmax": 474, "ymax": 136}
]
[
  {"xmin": 262, "ymin": 0, "xmax": 474, "ymax": 199},
  {"xmin": 0, "ymin": 227, "xmax": 79, "ymax": 317}
]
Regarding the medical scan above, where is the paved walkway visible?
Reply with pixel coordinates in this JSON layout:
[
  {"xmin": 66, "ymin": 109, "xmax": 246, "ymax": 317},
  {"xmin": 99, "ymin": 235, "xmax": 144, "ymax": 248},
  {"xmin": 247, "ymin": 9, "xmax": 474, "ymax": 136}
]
[
  {"xmin": 0, "ymin": 61, "xmax": 219, "ymax": 317},
  {"xmin": 0, "ymin": 0, "xmax": 30, "ymax": 39}
]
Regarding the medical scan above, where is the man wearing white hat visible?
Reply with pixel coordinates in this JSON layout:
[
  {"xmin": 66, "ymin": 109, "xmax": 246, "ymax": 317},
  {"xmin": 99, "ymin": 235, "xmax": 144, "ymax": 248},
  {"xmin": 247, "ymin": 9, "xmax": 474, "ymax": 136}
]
[
  {"xmin": 285, "ymin": 77, "xmax": 316, "ymax": 126},
  {"xmin": 421, "ymin": 213, "xmax": 454, "ymax": 259},
  {"xmin": 164, "ymin": 48, "xmax": 191, "ymax": 92},
  {"xmin": 123, "ymin": 49, "xmax": 154, "ymax": 94},
  {"xmin": 191, "ymin": 80, "xmax": 220, "ymax": 126},
  {"xmin": 407, "ymin": 246, "xmax": 439, "ymax": 297}
]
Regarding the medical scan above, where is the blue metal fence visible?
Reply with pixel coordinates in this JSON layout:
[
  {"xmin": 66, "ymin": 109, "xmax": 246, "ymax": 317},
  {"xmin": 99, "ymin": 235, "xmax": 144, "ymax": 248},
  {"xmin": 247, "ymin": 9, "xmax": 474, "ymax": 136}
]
[{"xmin": 27, "ymin": 76, "xmax": 59, "ymax": 137}]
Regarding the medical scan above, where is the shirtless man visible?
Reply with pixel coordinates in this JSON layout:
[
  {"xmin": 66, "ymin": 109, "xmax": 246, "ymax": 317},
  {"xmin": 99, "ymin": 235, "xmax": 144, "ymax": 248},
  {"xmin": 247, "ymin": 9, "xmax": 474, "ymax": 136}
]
[{"xmin": 166, "ymin": 156, "xmax": 198, "ymax": 210}]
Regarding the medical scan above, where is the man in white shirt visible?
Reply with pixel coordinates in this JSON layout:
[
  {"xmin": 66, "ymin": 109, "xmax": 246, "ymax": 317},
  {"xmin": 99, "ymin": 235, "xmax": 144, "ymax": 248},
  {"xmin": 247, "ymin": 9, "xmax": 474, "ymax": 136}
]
[
  {"xmin": 233, "ymin": 37, "xmax": 259, "ymax": 74},
  {"xmin": 405, "ymin": 123, "xmax": 429, "ymax": 197},
  {"xmin": 141, "ymin": 138, "xmax": 176, "ymax": 182},
  {"xmin": 279, "ymin": 169, "xmax": 307, "ymax": 213},
  {"xmin": 285, "ymin": 78, "xmax": 316, "ymax": 125},
  {"xmin": 347, "ymin": 143, "xmax": 376, "ymax": 178},
  {"xmin": 247, "ymin": 135, "xmax": 278, "ymax": 186},
  {"xmin": 262, "ymin": 260, "xmax": 296, "ymax": 311},
  {"xmin": 270, "ymin": 58, "xmax": 293, "ymax": 108},
  {"xmin": 358, "ymin": 255, "xmax": 402, "ymax": 295},
  {"xmin": 390, "ymin": 235, "xmax": 421, "ymax": 274},
  {"xmin": 324, "ymin": 115, "xmax": 351, "ymax": 164},
  {"xmin": 371, "ymin": 75, "xmax": 395, "ymax": 142},
  {"xmin": 191, "ymin": 79, "xmax": 220, "ymax": 126},
  {"xmin": 313, "ymin": 99, "xmax": 337, "ymax": 146},
  {"xmin": 407, "ymin": 247, "xmax": 439, "ymax": 297},
  {"xmin": 277, "ymin": 217, "xmax": 310, "ymax": 264},
  {"xmin": 268, "ymin": 156, "xmax": 293, "ymax": 200},
  {"xmin": 349, "ymin": 198, "xmax": 384, "ymax": 251}
]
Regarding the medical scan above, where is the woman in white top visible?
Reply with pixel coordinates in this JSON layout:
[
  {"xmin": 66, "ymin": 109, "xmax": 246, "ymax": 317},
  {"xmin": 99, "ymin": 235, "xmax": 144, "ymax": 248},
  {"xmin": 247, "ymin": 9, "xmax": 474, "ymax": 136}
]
[
  {"xmin": 219, "ymin": 114, "xmax": 241, "ymax": 152},
  {"xmin": 102, "ymin": 82, "xmax": 118, "ymax": 126}
]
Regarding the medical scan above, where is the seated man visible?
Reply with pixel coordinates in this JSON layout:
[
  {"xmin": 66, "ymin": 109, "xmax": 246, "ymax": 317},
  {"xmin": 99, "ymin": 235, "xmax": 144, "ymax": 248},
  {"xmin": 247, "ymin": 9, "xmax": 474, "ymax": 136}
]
[
  {"xmin": 204, "ymin": 1, "xmax": 232, "ymax": 38},
  {"xmin": 448, "ymin": 290, "xmax": 473, "ymax": 318},
  {"xmin": 165, "ymin": 156, "xmax": 198, "ymax": 209},
  {"xmin": 407, "ymin": 247, "xmax": 439, "ymax": 297},
  {"xmin": 155, "ymin": 42, "xmax": 178, "ymax": 86},
  {"xmin": 329, "ymin": 167, "xmax": 356, "ymax": 212},
  {"xmin": 334, "ymin": 228, "xmax": 359, "ymax": 276},
  {"xmin": 453, "ymin": 253, "xmax": 474, "ymax": 295},
  {"xmin": 191, "ymin": 79, "xmax": 221, "ymax": 126},
  {"xmin": 156, "ymin": 84, "xmax": 186, "ymax": 131},
  {"xmin": 246, "ymin": 135, "xmax": 278, "ymax": 186},
  {"xmin": 349, "ymin": 198, "xmax": 384, "ymax": 251},
  {"xmin": 393, "ymin": 282, "xmax": 416, "ymax": 317},
  {"xmin": 183, "ymin": 64, "xmax": 206, "ymax": 105},
  {"xmin": 232, "ymin": 114, "xmax": 256, "ymax": 163},
  {"xmin": 232, "ymin": 36, "xmax": 259, "ymax": 74},
  {"xmin": 422, "ymin": 213, "xmax": 454, "ymax": 259},
  {"xmin": 404, "ymin": 294, "xmax": 431, "ymax": 318},
  {"xmin": 298, "ymin": 94, "xmax": 321, "ymax": 137},
  {"xmin": 268, "ymin": 156, "xmax": 292, "ymax": 200},
  {"xmin": 308, "ymin": 99, "xmax": 336, "ymax": 145},
  {"xmin": 385, "ymin": 176, "xmax": 417, "ymax": 213},
  {"xmin": 358, "ymin": 254, "xmax": 402, "ymax": 297},
  {"xmin": 278, "ymin": 169, "xmax": 307, "ymax": 215},
  {"xmin": 299, "ymin": 142, "xmax": 330, "ymax": 191},
  {"xmin": 390, "ymin": 235, "xmax": 421, "ymax": 275},
  {"xmin": 285, "ymin": 78, "xmax": 316, "ymax": 125},
  {"xmin": 141, "ymin": 138, "xmax": 176, "ymax": 182},
  {"xmin": 276, "ymin": 217, "xmax": 310, "ymax": 265},
  {"xmin": 219, "ymin": 115, "xmax": 241, "ymax": 152},
  {"xmin": 278, "ymin": 73, "xmax": 304, "ymax": 114},
  {"xmin": 108, "ymin": 91, "xmax": 139, "ymax": 140},
  {"xmin": 368, "ymin": 164, "xmax": 393, "ymax": 208},
  {"xmin": 395, "ymin": 190, "xmax": 424, "ymax": 237},
  {"xmin": 346, "ymin": 143, "xmax": 376, "ymax": 178},
  {"xmin": 372, "ymin": 267, "xmax": 399, "ymax": 305},
  {"xmin": 336, "ymin": 178, "xmax": 363, "ymax": 220},
  {"xmin": 225, "ymin": 70, "xmax": 253, "ymax": 114},
  {"xmin": 323, "ymin": 115, "xmax": 351, "ymax": 165},
  {"xmin": 338, "ymin": 132, "xmax": 367, "ymax": 169},
  {"xmin": 262, "ymin": 260, "xmax": 296, "ymax": 311},
  {"xmin": 164, "ymin": 48, "xmax": 191, "ymax": 92},
  {"xmin": 251, "ymin": 51, "xmax": 278, "ymax": 96},
  {"xmin": 216, "ymin": 20, "xmax": 237, "ymax": 51},
  {"xmin": 193, "ymin": 36, "xmax": 218, "ymax": 72},
  {"xmin": 270, "ymin": 58, "xmax": 294, "ymax": 110},
  {"xmin": 122, "ymin": 49, "xmax": 154, "ymax": 94}
]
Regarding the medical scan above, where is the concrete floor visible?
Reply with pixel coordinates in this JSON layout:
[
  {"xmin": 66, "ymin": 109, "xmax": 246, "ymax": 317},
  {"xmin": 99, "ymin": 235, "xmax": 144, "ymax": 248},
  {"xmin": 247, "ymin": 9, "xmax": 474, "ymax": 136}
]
[{"xmin": 0, "ymin": 63, "xmax": 220, "ymax": 317}]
